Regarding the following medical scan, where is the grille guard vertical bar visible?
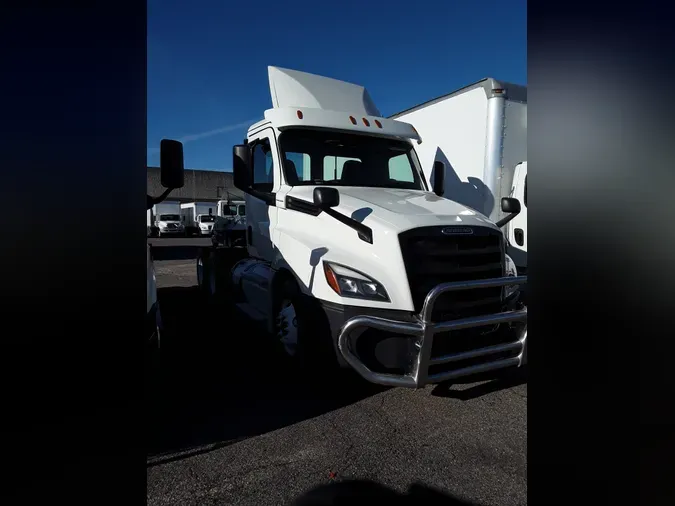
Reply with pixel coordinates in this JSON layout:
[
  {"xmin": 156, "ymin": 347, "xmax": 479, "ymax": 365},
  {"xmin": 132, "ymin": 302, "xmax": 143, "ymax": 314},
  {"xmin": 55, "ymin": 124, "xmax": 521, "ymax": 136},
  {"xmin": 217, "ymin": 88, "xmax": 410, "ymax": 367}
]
[{"xmin": 337, "ymin": 276, "xmax": 528, "ymax": 388}]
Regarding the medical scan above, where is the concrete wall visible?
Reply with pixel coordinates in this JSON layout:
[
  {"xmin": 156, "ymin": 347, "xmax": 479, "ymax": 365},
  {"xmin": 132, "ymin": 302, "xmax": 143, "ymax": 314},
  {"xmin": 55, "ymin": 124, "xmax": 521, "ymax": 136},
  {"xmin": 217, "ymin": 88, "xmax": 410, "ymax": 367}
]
[{"xmin": 147, "ymin": 167, "xmax": 244, "ymax": 203}]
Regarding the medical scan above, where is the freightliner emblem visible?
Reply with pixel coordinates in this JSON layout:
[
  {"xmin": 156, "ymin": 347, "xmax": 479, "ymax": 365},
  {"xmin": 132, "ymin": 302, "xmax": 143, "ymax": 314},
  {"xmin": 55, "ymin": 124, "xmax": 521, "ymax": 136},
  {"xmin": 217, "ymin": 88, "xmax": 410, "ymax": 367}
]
[{"xmin": 441, "ymin": 227, "xmax": 474, "ymax": 235}]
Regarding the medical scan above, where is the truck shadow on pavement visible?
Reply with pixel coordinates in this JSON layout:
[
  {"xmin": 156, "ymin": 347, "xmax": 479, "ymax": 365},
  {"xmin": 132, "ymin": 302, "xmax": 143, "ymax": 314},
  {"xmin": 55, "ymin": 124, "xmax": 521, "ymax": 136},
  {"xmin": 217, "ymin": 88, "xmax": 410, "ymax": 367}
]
[
  {"xmin": 146, "ymin": 285, "xmax": 387, "ymax": 463},
  {"xmin": 430, "ymin": 366, "xmax": 528, "ymax": 401}
]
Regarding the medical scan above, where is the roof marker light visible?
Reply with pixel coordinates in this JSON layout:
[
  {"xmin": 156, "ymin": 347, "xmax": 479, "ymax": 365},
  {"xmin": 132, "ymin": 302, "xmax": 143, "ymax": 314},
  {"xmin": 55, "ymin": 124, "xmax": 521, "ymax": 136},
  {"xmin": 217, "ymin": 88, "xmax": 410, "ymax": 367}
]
[
  {"xmin": 349, "ymin": 116, "xmax": 357, "ymax": 125},
  {"xmin": 297, "ymin": 110, "xmax": 303, "ymax": 119},
  {"xmin": 362, "ymin": 118, "xmax": 370, "ymax": 127},
  {"xmin": 374, "ymin": 119, "xmax": 383, "ymax": 128}
]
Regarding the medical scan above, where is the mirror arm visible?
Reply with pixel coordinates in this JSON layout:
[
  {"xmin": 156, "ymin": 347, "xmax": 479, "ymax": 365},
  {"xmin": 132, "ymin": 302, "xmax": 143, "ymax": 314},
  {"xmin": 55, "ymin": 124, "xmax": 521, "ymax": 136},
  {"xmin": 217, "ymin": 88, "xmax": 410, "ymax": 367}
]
[
  {"xmin": 496, "ymin": 211, "xmax": 519, "ymax": 228},
  {"xmin": 147, "ymin": 187, "xmax": 174, "ymax": 210},
  {"xmin": 322, "ymin": 207, "xmax": 373, "ymax": 244}
]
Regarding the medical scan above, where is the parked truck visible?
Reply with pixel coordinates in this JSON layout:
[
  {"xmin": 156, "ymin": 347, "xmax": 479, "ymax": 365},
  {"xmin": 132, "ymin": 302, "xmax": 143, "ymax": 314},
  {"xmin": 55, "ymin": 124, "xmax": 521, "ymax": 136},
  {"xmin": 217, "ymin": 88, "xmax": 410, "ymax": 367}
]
[
  {"xmin": 196, "ymin": 67, "xmax": 527, "ymax": 388},
  {"xmin": 152, "ymin": 201, "xmax": 184, "ymax": 237},
  {"xmin": 211, "ymin": 199, "xmax": 247, "ymax": 247},
  {"xmin": 180, "ymin": 201, "xmax": 216, "ymax": 236},
  {"xmin": 390, "ymin": 79, "xmax": 527, "ymax": 272},
  {"xmin": 147, "ymin": 140, "xmax": 184, "ymax": 359}
]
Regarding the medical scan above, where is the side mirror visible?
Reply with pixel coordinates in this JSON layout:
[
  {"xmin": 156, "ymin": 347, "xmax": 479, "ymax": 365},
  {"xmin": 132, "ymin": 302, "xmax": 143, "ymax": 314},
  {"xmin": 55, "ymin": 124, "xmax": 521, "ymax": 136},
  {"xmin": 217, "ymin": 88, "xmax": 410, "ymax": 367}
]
[
  {"xmin": 432, "ymin": 160, "xmax": 445, "ymax": 197},
  {"xmin": 501, "ymin": 197, "xmax": 521, "ymax": 214},
  {"xmin": 495, "ymin": 197, "xmax": 522, "ymax": 228},
  {"xmin": 160, "ymin": 139, "xmax": 185, "ymax": 189},
  {"xmin": 313, "ymin": 187, "xmax": 340, "ymax": 209},
  {"xmin": 233, "ymin": 144, "xmax": 252, "ymax": 190}
]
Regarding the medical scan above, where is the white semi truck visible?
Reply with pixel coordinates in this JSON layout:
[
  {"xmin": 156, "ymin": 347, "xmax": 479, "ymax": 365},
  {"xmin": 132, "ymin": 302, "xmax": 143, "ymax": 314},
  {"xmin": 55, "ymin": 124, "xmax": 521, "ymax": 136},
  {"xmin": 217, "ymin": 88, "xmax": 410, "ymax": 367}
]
[
  {"xmin": 147, "ymin": 140, "xmax": 184, "ymax": 357},
  {"xmin": 215, "ymin": 199, "xmax": 246, "ymax": 220},
  {"xmin": 196, "ymin": 67, "xmax": 527, "ymax": 388},
  {"xmin": 152, "ymin": 201, "xmax": 184, "ymax": 237},
  {"xmin": 180, "ymin": 201, "xmax": 216, "ymax": 236},
  {"xmin": 211, "ymin": 199, "xmax": 247, "ymax": 247},
  {"xmin": 390, "ymin": 79, "xmax": 527, "ymax": 272}
]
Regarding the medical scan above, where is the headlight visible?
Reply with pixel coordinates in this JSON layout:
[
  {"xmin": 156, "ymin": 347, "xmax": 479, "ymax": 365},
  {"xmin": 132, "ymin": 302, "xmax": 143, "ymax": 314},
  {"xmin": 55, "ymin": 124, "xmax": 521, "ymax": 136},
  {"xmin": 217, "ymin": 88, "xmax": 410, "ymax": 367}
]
[
  {"xmin": 505, "ymin": 254, "xmax": 519, "ymax": 298},
  {"xmin": 323, "ymin": 262, "xmax": 389, "ymax": 302}
]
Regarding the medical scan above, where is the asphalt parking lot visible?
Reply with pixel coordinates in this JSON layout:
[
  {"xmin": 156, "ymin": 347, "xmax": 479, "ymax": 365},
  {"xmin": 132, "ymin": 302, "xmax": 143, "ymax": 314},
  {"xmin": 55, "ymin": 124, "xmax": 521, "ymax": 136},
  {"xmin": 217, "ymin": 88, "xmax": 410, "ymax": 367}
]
[{"xmin": 147, "ymin": 239, "xmax": 528, "ymax": 506}]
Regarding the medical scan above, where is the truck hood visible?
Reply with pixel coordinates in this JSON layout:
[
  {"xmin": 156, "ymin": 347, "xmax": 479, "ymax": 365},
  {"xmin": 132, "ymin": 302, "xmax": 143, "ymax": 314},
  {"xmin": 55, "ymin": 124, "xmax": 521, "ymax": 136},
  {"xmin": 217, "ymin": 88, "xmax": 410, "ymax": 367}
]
[{"xmin": 287, "ymin": 186, "xmax": 498, "ymax": 232}]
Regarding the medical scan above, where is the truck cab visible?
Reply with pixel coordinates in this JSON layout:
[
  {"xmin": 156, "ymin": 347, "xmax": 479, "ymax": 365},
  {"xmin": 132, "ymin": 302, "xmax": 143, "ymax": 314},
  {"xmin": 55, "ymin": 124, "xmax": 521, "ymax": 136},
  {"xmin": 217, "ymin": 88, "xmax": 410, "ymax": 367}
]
[
  {"xmin": 212, "ymin": 199, "xmax": 247, "ymax": 247},
  {"xmin": 153, "ymin": 201, "xmax": 185, "ymax": 237},
  {"xmin": 202, "ymin": 67, "xmax": 527, "ymax": 388},
  {"xmin": 196, "ymin": 213, "xmax": 216, "ymax": 235}
]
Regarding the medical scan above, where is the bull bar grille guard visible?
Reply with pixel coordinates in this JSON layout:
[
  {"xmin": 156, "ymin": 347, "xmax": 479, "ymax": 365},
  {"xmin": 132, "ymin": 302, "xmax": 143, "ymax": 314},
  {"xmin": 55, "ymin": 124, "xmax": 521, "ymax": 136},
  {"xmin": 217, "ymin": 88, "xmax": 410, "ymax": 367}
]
[{"xmin": 337, "ymin": 276, "xmax": 527, "ymax": 388}]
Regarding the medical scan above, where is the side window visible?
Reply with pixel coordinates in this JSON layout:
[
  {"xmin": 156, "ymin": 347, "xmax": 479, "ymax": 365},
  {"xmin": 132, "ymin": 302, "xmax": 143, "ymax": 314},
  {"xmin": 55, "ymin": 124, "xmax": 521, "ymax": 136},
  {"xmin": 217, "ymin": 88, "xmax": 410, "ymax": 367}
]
[
  {"xmin": 524, "ymin": 175, "xmax": 527, "ymax": 208},
  {"xmin": 388, "ymin": 153, "xmax": 415, "ymax": 182},
  {"xmin": 284, "ymin": 152, "xmax": 311, "ymax": 182},
  {"xmin": 252, "ymin": 139, "xmax": 274, "ymax": 191}
]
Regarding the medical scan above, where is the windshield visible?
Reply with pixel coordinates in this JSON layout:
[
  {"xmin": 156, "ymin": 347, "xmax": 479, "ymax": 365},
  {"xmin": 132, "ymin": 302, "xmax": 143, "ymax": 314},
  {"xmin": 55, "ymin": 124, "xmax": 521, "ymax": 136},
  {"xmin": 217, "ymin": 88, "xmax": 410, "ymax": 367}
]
[
  {"xmin": 159, "ymin": 214, "xmax": 180, "ymax": 221},
  {"xmin": 278, "ymin": 130, "xmax": 426, "ymax": 190},
  {"xmin": 237, "ymin": 205, "xmax": 246, "ymax": 216},
  {"xmin": 199, "ymin": 215, "xmax": 215, "ymax": 223}
]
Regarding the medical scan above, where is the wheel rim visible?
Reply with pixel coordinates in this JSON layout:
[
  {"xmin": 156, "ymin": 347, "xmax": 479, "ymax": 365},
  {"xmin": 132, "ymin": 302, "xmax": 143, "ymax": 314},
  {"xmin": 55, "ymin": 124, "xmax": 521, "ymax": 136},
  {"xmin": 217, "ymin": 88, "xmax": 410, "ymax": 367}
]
[
  {"xmin": 197, "ymin": 257, "xmax": 203, "ymax": 287},
  {"xmin": 276, "ymin": 299, "xmax": 299, "ymax": 357}
]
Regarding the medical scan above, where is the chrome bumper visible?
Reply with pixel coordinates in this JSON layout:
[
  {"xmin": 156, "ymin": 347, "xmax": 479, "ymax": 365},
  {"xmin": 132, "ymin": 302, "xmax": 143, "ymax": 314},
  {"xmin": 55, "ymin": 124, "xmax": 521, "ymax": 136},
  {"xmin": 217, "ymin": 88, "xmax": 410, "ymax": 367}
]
[{"xmin": 337, "ymin": 276, "xmax": 527, "ymax": 388}]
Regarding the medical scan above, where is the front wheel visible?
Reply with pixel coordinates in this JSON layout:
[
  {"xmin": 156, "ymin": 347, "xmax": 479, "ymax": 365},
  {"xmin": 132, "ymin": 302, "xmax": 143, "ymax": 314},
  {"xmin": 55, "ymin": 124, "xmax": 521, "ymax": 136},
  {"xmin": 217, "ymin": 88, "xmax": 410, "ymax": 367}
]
[
  {"xmin": 196, "ymin": 249, "xmax": 216, "ymax": 297},
  {"xmin": 274, "ymin": 279, "xmax": 337, "ymax": 374}
]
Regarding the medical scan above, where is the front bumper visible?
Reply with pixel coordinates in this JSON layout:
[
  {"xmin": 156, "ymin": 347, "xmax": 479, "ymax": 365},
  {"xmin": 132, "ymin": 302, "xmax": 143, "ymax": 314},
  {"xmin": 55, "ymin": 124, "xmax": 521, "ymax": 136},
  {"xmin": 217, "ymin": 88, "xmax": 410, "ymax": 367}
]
[{"xmin": 334, "ymin": 276, "xmax": 527, "ymax": 388}]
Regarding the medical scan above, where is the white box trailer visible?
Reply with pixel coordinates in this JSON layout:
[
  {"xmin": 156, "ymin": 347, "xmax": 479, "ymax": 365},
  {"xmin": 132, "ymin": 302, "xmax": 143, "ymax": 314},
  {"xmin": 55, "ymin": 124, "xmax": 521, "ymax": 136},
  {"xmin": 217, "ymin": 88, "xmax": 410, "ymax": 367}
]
[
  {"xmin": 390, "ymin": 78, "xmax": 527, "ymax": 270},
  {"xmin": 180, "ymin": 202, "xmax": 216, "ymax": 236}
]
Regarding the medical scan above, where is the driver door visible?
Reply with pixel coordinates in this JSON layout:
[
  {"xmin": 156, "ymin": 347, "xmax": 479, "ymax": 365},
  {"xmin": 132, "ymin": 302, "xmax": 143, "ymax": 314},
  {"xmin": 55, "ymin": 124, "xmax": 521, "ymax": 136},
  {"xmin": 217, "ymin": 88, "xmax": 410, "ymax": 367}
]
[{"xmin": 247, "ymin": 129, "xmax": 280, "ymax": 262}]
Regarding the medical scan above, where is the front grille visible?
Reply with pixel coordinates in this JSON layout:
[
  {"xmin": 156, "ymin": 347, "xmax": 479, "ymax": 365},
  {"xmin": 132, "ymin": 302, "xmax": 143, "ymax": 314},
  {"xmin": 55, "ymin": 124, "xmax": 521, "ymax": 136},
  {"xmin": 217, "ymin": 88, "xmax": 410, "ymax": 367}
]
[{"xmin": 398, "ymin": 226, "xmax": 504, "ymax": 321}]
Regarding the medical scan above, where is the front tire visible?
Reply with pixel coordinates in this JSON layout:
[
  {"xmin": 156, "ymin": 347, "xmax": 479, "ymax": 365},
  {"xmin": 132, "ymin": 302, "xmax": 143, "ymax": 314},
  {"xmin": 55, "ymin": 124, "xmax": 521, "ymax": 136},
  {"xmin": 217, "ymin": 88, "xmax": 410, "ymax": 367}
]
[{"xmin": 274, "ymin": 278, "xmax": 337, "ymax": 375}]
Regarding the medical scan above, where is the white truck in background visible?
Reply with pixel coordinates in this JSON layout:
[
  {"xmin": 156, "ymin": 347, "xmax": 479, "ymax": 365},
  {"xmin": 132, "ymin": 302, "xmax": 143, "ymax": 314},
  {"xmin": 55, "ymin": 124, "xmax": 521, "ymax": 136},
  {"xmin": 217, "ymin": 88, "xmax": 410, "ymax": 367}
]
[
  {"xmin": 217, "ymin": 199, "xmax": 246, "ymax": 220},
  {"xmin": 196, "ymin": 67, "xmax": 528, "ymax": 389},
  {"xmin": 147, "ymin": 140, "xmax": 184, "ymax": 360},
  {"xmin": 152, "ymin": 201, "xmax": 184, "ymax": 237},
  {"xmin": 390, "ymin": 79, "xmax": 527, "ymax": 272},
  {"xmin": 212, "ymin": 199, "xmax": 247, "ymax": 247},
  {"xmin": 180, "ymin": 201, "xmax": 216, "ymax": 236}
]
